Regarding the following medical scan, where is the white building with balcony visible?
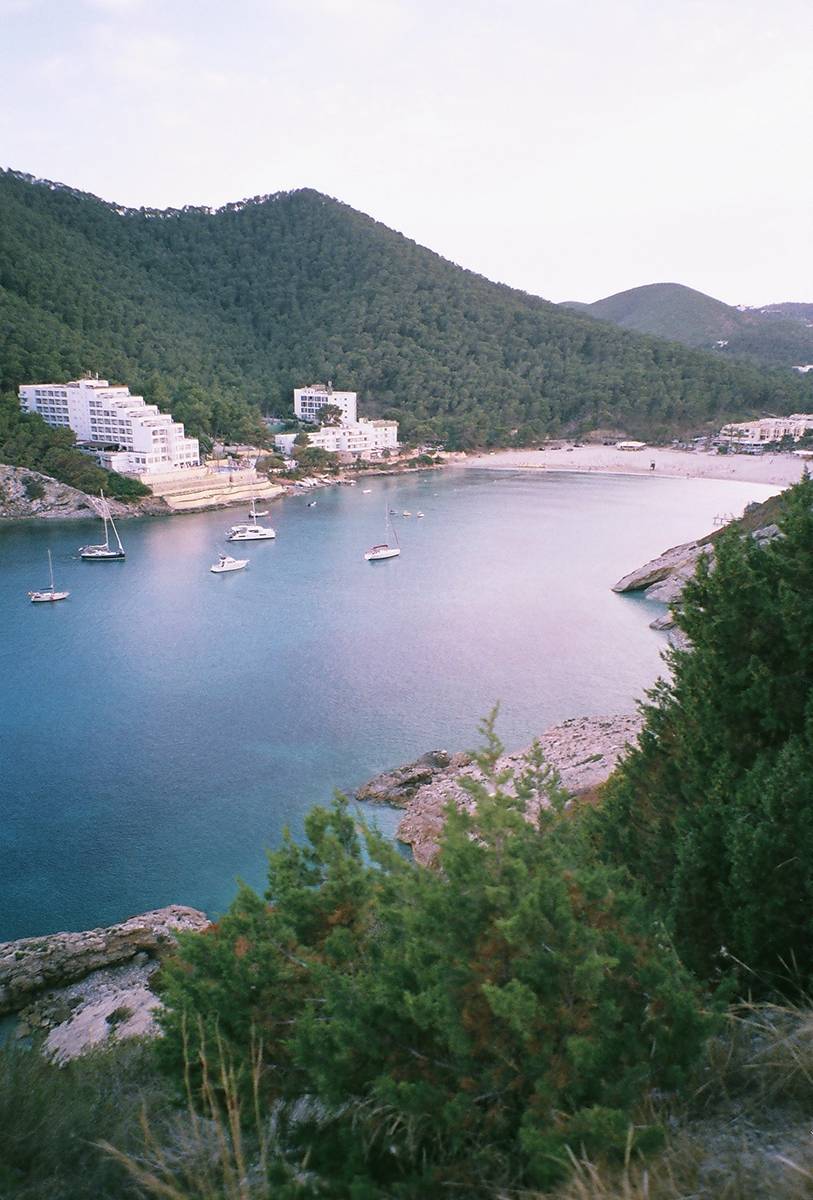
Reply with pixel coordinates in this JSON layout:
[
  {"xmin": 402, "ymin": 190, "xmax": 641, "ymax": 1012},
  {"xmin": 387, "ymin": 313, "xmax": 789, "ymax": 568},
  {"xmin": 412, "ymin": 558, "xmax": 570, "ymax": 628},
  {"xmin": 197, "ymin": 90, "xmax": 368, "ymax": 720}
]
[
  {"xmin": 19, "ymin": 377, "xmax": 200, "ymax": 476},
  {"xmin": 718, "ymin": 414, "xmax": 813, "ymax": 448},
  {"xmin": 279, "ymin": 383, "xmax": 399, "ymax": 461},
  {"xmin": 294, "ymin": 382, "xmax": 357, "ymax": 425}
]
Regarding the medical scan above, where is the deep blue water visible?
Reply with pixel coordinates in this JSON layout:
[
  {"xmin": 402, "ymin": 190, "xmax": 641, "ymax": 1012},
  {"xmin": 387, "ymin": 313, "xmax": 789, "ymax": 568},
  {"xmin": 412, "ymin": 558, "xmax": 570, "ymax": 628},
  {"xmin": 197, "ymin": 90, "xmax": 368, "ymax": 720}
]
[{"xmin": 0, "ymin": 468, "xmax": 777, "ymax": 940}]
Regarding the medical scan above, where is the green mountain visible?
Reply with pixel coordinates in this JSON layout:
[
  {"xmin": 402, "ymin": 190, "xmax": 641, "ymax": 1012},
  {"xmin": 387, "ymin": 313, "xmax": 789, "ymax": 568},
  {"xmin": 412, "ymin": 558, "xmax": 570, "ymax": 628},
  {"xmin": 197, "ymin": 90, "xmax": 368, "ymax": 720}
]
[
  {"xmin": 562, "ymin": 282, "xmax": 813, "ymax": 370},
  {"xmin": 1, "ymin": 169, "xmax": 810, "ymax": 449}
]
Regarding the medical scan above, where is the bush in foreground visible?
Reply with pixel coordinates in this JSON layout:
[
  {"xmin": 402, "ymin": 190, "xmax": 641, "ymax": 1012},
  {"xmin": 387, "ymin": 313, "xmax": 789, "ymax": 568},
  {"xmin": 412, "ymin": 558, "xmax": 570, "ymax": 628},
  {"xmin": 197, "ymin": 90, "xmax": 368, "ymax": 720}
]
[
  {"xmin": 157, "ymin": 721, "xmax": 710, "ymax": 1195},
  {"xmin": 598, "ymin": 474, "xmax": 813, "ymax": 989}
]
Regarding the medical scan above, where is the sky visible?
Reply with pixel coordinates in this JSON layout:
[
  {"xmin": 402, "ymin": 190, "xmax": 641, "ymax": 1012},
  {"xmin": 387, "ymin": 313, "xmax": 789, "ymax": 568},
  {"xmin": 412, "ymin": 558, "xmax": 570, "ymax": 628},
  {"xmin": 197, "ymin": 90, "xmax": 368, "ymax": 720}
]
[{"xmin": 1, "ymin": 0, "xmax": 811, "ymax": 306}]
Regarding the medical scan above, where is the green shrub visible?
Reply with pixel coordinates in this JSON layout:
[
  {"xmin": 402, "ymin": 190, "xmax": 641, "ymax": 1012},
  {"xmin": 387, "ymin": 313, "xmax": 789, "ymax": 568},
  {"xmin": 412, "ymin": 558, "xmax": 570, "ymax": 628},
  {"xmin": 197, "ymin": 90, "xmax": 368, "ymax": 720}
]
[
  {"xmin": 22, "ymin": 475, "xmax": 45, "ymax": 500},
  {"xmin": 598, "ymin": 474, "xmax": 813, "ymax": 989},
  {"xmin": 158, "ymin": 719, "xmax": 710, "ymax": 1194},
  {"xmin": 0, "ymin": 1039, "xmax": 173, "ymax": 1200}
]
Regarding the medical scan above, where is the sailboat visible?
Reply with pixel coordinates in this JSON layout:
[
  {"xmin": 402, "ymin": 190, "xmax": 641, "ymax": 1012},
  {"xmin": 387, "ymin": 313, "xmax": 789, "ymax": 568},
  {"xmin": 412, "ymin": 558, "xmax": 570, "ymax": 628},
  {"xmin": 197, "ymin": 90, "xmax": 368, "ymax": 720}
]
[
  {"xmin": 29, "ymin": 549, "xmax": 70, "ymax": 602},
  {"xmin": 365, "ymin": 507, "xmax": 401, "ymax": 561},
  {"xmin": 248, "ymin": 497, "xmax": 268, "ymax": 519},
  {"xmin": 78, "ymin": 492, "xmax": 125, "ymax": 560}
]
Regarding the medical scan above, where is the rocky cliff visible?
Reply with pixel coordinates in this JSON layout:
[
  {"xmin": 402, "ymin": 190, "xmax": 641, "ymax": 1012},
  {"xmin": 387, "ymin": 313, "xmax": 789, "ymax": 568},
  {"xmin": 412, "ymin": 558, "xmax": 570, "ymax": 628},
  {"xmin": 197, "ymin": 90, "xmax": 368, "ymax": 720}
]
[
  {"xmin": 612, "ymin": 521, "xmax": 783, "ymax": 630},
  {"xmin": 0, "ymin": 905, "xmax": 209, "ymax": 1017},
  {"xmin": 357, "ymin": 714, "xmax": 643, "ymax": 866},
  {"xmin": 0, "ymin": 464, "xmax": 167, "ymax": 520}
]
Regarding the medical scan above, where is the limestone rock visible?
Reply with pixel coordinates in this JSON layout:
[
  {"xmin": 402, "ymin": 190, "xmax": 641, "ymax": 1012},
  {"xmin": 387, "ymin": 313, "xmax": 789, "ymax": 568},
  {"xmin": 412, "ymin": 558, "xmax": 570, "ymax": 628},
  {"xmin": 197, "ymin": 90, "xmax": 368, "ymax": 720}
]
[
  {"xmin": 32, "ymin": 961, "xmax": 164, "ymax": 1064},
  {"xmin": 615, "ymin": 522, "xmax": 783, "ymax": 633},
  {"xmin": 0, "ymin": 463, "xmax": 169, "ymax": 520},
  {"xmin": 0, "ymin": 905, "xmax": 210, "ymax": 1016},
  {"xmin": 355, "ymin": 750, "xmax": 472, "ymax": 806},
  {"xmin": 393, "ymin": 714, "xmax": 642, "ymax": 866},
  {"xmin": 612, "ymin": 540, "xmax": 710, "ymax": 594}
]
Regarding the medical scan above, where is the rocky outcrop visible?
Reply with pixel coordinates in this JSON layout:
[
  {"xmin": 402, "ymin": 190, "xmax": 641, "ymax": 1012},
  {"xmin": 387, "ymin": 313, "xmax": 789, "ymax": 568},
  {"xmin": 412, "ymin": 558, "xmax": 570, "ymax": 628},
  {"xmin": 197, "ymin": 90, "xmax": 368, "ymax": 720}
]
[
  {"xmin": 612, "ymin": 539, "xmax": 712, "ymax": 597},
  {"xmin": 0, "ymin": 905, "xmax": 210, "ymax": 1017},
  {"xmin": 612, "ymin": 524, "xmax": 783, "ymax": 630},
  {"xmin": 355, "ymin": 750, "xmax": 473, "ymax": 806},
  {"xmin": 0, "ymin": 464, "xmax": 167, "ymax": 520},
  {"xmin": 17, "ymin": 959, "xmax": 165, "ymax": 1064},
  {"xmin": 356, "ymin": 715, "xmax": 643, "ymax": 866}
]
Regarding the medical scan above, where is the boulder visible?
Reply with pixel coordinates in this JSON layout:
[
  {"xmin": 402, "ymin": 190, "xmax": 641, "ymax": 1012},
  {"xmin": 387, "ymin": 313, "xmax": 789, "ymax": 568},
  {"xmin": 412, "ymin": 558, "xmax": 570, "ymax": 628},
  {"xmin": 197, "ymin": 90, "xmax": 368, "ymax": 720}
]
[
  {"xmin": 612, "ymin": 540, "xmax": 708, "ymax": 594},
  {"xmin": 355, "ymin": 750, "xmax": 472, "ymax": 806},
  {"xmin": 614, "ymin": 523, "xmax": 783, "ymax": 632},
  {"xmin": 0, "ymin": 905, "xmax": 210, "ymax": 1016}
]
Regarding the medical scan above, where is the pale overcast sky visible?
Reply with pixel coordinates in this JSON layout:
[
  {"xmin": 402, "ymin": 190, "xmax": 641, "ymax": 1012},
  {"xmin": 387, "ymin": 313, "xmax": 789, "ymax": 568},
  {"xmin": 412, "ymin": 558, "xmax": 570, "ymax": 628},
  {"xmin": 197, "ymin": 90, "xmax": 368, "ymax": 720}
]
[{"xmin": 1, "ymin": 0, "xmax": 811, "ymax": 305}]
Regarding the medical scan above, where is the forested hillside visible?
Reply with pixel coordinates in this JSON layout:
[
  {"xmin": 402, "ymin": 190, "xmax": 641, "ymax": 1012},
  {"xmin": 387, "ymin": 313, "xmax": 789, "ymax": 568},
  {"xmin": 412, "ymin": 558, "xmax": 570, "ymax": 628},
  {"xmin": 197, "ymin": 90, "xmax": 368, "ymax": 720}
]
[
  {"xmin": 1, "ymin": 169, "xmax": 810, "ymax": 449},
  {"xmin": 564, "ymin": 282, "xmax": 813, "ymax": 371}
]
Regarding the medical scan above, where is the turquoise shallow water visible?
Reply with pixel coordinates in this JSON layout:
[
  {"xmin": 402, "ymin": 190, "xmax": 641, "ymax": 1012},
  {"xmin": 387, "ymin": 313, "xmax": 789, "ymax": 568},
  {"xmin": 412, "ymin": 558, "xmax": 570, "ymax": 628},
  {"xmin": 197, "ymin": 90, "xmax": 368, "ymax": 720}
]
[{"xmin": 0, "ymin": 468, "xmax": 777, "ymax": 940}]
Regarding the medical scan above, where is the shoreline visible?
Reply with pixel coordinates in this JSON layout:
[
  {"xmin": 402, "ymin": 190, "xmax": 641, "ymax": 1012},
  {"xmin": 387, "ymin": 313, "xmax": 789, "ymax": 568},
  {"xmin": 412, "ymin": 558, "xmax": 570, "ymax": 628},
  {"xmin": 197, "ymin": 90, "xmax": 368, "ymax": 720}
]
[{"xmin": 459, "ymin": 445, "xmax": 807, "ymax": 489}]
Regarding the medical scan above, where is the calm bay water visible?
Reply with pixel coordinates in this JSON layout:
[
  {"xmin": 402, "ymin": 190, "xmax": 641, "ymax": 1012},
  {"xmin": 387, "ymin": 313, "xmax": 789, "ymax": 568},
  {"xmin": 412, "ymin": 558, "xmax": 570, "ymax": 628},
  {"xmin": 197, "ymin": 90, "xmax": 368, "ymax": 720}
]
[{"xmin": 0, "ymin": 468, "xmax": 777, "ymax": 940}]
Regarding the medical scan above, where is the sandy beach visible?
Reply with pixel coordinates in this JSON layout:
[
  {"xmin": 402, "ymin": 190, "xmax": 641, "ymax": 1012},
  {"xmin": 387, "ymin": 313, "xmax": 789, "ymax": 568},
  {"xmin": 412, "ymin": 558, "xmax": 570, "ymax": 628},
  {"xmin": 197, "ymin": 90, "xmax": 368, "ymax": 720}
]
[{"xmin": 460, "ymin": 445, "xmax": 808, "ymax": 488}]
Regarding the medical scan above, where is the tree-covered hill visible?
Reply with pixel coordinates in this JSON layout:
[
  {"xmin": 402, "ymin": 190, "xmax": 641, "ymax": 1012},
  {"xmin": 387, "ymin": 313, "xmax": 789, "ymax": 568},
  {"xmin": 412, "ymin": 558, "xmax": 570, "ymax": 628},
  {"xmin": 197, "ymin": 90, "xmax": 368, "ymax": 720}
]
[
  {"xmin": 563, "ymin": 282, "xmax": 813, "ymax": 371},
  {"xmin": 1, "ymin": 169, "xmax": 810, "ymax": 449}
]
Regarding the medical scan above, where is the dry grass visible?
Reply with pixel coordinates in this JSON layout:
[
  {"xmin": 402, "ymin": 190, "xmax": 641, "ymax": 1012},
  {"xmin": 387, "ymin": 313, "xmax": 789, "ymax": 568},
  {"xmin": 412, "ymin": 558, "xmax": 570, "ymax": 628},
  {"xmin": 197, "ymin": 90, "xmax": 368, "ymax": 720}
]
[
  {"xmin": 101, "ymin": 1021, "xmax": 284, "ymax": 1200},
  {"xmin": 529, "ymin": 1001, "xmax": 813, "ymax": 1200}
]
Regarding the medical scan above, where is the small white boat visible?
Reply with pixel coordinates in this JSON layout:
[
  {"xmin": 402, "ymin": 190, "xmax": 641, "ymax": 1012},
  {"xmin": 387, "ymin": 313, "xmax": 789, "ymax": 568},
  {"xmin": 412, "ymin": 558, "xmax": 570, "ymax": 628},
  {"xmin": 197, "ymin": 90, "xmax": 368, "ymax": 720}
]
[
  {"xmin": 227, "ymin": 522, "xmax": 275, "ymax": 541},
  {"xmin": 307, "ymin": 500, "xmax": 317, "ymax": 508},
  {"xmin": 79, "ymin": 491, "xmax": 125, "ymax": 560},
  {"xmin": 402, "ymin": 511, "xmax": 412, "ymax": 517},
  {"xmin": 248, "ymin": 497, "xmax": 268, "ymax": 519},
  {"xmin": 362, "ymin": 489, "xmax": 372, "ymax": 494},
  {"xmin": 29, "ymin": 549, "xmax": 70, "ymax": 602},
  {"xmin": 211, "ymin": 554, "xmax": 249, "ymax": 573},
  {"xmin": 416, "ymin": 512, "xmax": 425, "ymax": 518}
]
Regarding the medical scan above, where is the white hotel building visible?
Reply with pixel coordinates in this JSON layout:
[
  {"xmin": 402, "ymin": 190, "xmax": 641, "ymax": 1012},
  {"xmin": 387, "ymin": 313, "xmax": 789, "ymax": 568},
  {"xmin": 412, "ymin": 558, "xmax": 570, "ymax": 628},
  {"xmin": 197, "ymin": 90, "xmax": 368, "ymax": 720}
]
[
  {"xmin": 294, "ymin": 383, "xmax": 358, "ymax": 425},
  {"xmin": 19, "ymin": 377, "xmax": 200, "ymax": 476},
  {"xmin": 278, "ymin": 383, "xmax": 399, "ymax": 460},
  {"xmin": 719, "ymin": 413, "xmax": 813, "ymax": 448}
]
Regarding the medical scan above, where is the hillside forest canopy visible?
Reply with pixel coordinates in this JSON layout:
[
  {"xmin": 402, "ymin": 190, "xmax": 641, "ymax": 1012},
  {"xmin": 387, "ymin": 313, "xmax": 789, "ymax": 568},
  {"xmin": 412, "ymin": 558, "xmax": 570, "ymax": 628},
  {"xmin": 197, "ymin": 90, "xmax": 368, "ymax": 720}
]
[{"xmin": 2, "ymin": 168, "xmax": 811, "ymax": 453}]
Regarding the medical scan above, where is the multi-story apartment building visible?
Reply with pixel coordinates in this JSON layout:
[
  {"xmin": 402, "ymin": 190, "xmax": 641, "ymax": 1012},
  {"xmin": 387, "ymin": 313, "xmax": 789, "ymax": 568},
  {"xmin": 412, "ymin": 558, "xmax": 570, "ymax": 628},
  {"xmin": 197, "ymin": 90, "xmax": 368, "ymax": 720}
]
[
  {"xmin": 275, "ymin": 418, "xmax": 399, "ymax": 459},
  {"xmin": 19, "ymin": 377, "xmax": 200, "ymax": 476},
  {"xmin": 278, "ymin": 383, "xmax": 399, "ymax": 461},
  {"xmin": 718, "ymin": 414, "xmax": 813, "ymax": 448},
  {"xmin": 293, "ymin": 382, "xmax": 358, "ymax": 425}
]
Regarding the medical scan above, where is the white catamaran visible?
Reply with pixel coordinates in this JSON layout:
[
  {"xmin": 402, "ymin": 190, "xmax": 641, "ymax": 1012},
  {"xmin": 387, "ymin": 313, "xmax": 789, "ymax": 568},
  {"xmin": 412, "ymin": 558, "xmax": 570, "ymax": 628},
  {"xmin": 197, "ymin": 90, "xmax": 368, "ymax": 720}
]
[
  {"xmin": 29, "ymin": 549, "xmax": 70, "ymax": 603},
  {"xmin": 226, "ymin": 518, "xmax": 275, "ymax": 541},
  {"xmin": 79, "ymin": 492, "xmax": 125, "ymax": 560}
]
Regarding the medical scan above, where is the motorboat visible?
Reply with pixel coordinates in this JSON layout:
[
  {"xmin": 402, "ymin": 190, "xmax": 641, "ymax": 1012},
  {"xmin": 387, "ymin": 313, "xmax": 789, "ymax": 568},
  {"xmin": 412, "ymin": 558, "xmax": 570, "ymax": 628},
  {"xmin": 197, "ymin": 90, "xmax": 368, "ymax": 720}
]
[
  {"xmin": 248, "ymin": 497, "xmax": 268, "ymax": 519},
  {"xmin": 79, "ymin": 491, "xmax": 125, "ymax": 560},
  {"xmin": 226, "ymin": 521, "xmax": 275, "ymax": 541},
  {"xmin": 211, "ymin": 554, "xmax": 249, "ymax": 573},
  {"xmin": 29, "ymin": 549, "xmax": 70, "ymax": 602}
]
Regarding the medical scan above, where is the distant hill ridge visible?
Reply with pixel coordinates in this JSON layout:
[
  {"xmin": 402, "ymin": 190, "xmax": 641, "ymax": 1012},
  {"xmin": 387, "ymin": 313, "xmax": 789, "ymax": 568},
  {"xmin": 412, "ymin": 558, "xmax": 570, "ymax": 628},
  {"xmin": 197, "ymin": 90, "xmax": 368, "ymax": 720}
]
[
  {"xmin": 562, "ymin": 282, "xmax": 813, "ymax": 370},
  {"xmin": 1, "ymin": 169, "xmax": 810, "ymax": 449}
]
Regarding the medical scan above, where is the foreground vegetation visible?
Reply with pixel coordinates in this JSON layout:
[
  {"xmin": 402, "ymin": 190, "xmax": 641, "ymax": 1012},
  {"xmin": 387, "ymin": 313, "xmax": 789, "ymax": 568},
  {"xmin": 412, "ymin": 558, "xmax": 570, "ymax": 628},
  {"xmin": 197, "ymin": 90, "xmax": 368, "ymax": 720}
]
[
  {"xmin": 2, "ymin": 476, "xmax": 812, "ymax": 1196},
  {"xmin": 2, "ymin": 169, "xmax": 811, "ymax": 450}
]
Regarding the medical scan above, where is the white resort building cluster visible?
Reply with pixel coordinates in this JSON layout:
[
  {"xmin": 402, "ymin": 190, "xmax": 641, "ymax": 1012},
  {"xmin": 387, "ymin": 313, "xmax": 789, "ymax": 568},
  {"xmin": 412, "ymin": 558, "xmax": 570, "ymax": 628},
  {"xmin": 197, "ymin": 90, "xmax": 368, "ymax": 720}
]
[
  {"xmin": 19, "ymin": 377, "xmax": 200, "ymax": 477},
  {"xmin": 275, "ymin": 383, "xmax": 399, "ymax": 461},
  {"xmin": 718, "ymin": 413, "xmax": 813, "ymax": 449}
]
